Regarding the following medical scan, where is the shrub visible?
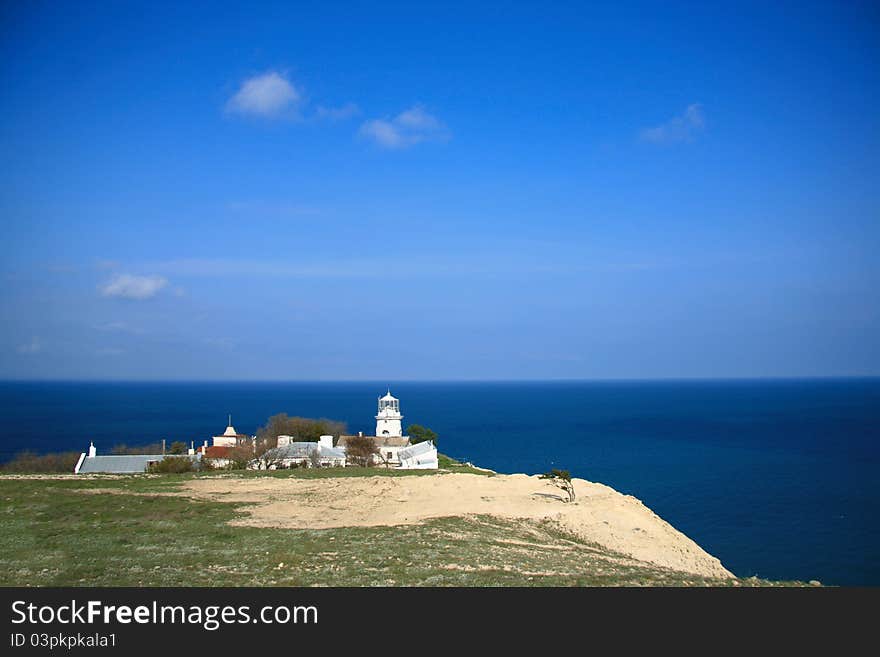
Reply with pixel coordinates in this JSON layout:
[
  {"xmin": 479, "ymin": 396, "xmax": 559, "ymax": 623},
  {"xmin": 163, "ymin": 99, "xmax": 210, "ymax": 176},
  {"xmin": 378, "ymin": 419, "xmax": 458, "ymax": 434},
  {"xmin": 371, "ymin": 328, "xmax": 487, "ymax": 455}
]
[
  {"xmin": 111, "ymin": 443, "xmax": 164, "ymax": 455},
  {"xmin": 539, "ymin": 468, "xmax": 576, "ymax": 502},
  {"xmin": 1, "ymin": 451, "xmax": 82, "ymax": 473},
  {"xmin": 345, "ymin": 435, "xmax": 379, "ymax": 467},
  {"xmin": 147, "ymin": 456, "xmax": 196, "ymax": 474},
  {"xmin": 225, "ymin": 445, "xmax": 256, "ymax": 470}
]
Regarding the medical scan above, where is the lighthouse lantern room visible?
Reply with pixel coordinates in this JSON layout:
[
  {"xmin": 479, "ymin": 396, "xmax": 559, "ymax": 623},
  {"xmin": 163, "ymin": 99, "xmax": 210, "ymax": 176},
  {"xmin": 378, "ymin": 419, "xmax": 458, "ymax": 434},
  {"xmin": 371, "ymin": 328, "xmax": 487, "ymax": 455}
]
[{"xmin": 375, "ymin": 390, "xmax": 403, "ymax": 437}]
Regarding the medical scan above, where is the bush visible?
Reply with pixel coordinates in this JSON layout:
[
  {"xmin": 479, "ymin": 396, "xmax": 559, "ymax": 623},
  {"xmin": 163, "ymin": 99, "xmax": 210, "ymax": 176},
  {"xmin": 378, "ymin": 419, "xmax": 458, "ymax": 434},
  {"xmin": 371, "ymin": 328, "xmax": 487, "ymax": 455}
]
[
  {"xmin": 407, "ymin": 424, "xmax": 438, "ymax": 446},
  {"xmin": 225, "ymin": 445, "xmax": 256, "ymax": 470},
  {"xmin": 1, "ymin": 451, "xmax": 83, "ymax": 473},
  {"xmin": 111, "ymin": 443, "xmax": 164, "ymax": 455},
  {"xmin": 345, "ymin": 435, "xmax": 379, "ymax": 467},
  {"xmin": 147, "ymin": 456, "xmax": 196, "ymax": 474},
  {"xmin": 539, "ymin": 468, "xmax": 576, "ymax": 502}
]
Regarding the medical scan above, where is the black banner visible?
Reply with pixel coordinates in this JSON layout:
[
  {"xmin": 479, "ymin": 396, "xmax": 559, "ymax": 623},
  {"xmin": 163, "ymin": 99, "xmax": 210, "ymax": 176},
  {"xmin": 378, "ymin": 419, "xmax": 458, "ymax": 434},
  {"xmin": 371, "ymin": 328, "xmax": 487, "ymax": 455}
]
[{"xmin": 0, "ymin": 587, "xmax": 875, "ymax": 652}]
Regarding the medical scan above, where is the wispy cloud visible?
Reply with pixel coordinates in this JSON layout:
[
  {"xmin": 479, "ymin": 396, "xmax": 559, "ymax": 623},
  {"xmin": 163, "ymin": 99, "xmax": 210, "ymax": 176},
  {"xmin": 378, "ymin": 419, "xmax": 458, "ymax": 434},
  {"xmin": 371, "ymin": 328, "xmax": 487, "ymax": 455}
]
[
  {"xmin": 640, "ymin": 103, "xmax": 705, "ymax": 144},
  {"xmin": 359, "ymin": 105, "xmax": 449, "ymax": 149},
  {"xmin": 17, "ymin": 336, "xmax": 41, "ymax": 354},
  {"xmin": 100, "ymin": 274, "xmax": 168, "ymax": 300},
  {"xmin": 314, "ymin": 103, "xmax": 360, "ymax": 122},
  {"xmin": 226, "ymin": 71, "xmax": 301, "ymax": 118}
]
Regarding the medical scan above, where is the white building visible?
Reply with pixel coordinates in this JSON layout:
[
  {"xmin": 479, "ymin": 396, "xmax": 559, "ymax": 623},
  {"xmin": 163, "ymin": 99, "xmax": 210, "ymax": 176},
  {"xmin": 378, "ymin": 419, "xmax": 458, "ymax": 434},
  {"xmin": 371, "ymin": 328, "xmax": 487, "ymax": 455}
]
[
  {"xmin": 397, "ymin": 440, "xmax": 439, "ymax": 470},
  {"xmin": 212, "ymin": 415, "xmax": 249, "ymax": 447},
  {"xmin": 253, "ymin": 435, "xmax": 346, "ymax": 469},
  {"xmin": 336, "ymin": 390, "xmax": 438, "ymax": 470},
  {"xmin": 75, "ymin": 442, "xmax": 201, "ymax": 474},
  {"xmin": 375, "ymin": 391, "xmax": 403, "ymax": 437},
  {"xmin": 337, "ymin": 433, "xmax": 410, "ymax": 467}
]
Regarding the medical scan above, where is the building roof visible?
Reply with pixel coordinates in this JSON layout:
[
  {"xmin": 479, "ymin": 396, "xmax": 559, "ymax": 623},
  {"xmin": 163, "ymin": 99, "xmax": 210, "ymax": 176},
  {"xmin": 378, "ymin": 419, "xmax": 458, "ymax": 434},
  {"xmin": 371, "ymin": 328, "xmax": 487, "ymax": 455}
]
[
  {"xmin": 204, "ymin": 445, "xmax": 234, "ymax": 458},
  {"xmin": 319, "ymin": 446, "xmax": 347, "ymax": 460},
  {"xmin": 266, "ymin": 442, "xmax": 347, "ymax": 460},
  {"xmin": 268, "ymin": 442, "xmax": 319, "ymax": 459},
  {"xmin": 77, "ymin": 454, "xmax": 198, "ymax": 474},
  {"xmin": 222, "ymin": 425, "xmax": 238, "ymax": 437},
  {"xmin": 338, "ymin": 435, "xmax": 411, "ymax": 448},
  {"xmin": 379, "ymin": 391, "xmax": 398, "ymax": 401},
  {"xmin": 398, "ymin": 440, "xmax": 436, "ymax": 460}
]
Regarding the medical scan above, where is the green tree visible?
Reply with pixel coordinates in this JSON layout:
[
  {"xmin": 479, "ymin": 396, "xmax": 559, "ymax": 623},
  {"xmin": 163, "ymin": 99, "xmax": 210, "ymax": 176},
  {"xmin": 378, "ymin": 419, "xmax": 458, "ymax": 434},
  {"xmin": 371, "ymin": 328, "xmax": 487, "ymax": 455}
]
[
  {"xmin": 255, "ymin": 413, "xmax": 347, "ymax": 448},
  {"xmin": 539, "ymin": 468, "xmax": 576, "ymax": 503},
  {"xmin": 168, "ymin": 441, "xmax": 188, "ymax": 455},
  {"xmin": 407, "ymin": 424, "xmax": 438, "ymax": 446}
]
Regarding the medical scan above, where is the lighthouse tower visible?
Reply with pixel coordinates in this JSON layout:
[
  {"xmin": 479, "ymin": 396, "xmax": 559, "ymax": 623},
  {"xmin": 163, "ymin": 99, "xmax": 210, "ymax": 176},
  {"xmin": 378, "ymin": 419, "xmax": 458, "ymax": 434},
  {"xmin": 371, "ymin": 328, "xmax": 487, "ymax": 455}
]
[{"xmin": 375, "ymin": 390, "xmax": 403, "ymax": 437}]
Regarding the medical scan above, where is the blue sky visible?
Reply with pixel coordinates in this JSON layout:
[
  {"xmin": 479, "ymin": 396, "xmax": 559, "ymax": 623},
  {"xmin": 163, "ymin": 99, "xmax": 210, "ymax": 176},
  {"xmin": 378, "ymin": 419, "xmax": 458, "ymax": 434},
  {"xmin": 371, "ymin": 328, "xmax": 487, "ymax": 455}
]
[{"xmin": 1, "ymin": 1, "xmax": 878, "ymax": 380}]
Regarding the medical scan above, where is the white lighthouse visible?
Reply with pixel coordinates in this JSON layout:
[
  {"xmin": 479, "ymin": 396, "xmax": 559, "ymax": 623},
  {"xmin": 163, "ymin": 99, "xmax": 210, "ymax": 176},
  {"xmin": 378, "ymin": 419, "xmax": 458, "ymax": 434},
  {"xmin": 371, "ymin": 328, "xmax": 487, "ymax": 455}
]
[{"xmin": 375, "ymin": 390, "xmax": 403, "ymax": 437}]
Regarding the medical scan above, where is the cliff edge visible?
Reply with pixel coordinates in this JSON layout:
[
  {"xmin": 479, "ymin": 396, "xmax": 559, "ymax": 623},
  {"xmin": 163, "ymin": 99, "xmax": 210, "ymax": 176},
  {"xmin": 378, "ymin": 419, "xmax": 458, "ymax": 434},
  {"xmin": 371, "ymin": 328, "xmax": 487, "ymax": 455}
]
[{"xmin": 184, "ymin": 472, "xmax": 733, "ymax": 579}]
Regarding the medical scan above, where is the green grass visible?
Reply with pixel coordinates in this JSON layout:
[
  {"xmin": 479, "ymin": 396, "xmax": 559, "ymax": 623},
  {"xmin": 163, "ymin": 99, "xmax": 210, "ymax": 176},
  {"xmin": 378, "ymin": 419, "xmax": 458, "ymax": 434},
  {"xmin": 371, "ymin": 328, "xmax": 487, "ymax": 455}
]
[{"xmin": 0, "ymin": 475, "xmax": 801, "ymax": 587}]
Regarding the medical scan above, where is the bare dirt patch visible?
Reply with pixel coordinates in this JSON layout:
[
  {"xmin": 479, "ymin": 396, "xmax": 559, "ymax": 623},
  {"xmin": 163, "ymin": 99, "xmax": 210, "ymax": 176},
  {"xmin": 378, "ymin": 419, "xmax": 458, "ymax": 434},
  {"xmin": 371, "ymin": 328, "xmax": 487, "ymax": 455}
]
[{"xmin": 181, "ymin": 472, "xmax": 732, "ymax": 579}]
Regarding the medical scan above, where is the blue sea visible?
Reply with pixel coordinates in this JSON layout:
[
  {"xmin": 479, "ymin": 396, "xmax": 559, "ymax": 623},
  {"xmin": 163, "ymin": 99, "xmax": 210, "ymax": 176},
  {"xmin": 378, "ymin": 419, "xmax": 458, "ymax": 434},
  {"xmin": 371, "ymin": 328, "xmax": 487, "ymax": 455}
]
[{"xmin": 1, "ymin": 379, "xmax": 877, "ymax": 586}]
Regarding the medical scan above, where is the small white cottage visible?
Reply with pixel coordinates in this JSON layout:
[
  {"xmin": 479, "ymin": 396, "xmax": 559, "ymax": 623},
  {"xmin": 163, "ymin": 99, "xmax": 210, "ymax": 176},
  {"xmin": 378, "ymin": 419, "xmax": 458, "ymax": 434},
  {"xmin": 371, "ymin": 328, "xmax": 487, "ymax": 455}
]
[{"xmin": 397, "ymin": 440, "xmax": 439, "ymax": 469}]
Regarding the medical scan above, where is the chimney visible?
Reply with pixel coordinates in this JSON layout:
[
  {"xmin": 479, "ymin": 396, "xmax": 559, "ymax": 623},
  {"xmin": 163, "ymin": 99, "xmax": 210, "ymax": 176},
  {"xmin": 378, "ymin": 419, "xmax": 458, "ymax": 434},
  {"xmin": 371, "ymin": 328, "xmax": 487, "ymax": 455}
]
[
  {"xmin": 188, "ymin": 440, "xmax": 195, "ymax": 456},
  {"xmin": 358, "ymin": 431, "xmax": 363, "ymax": 437},
  {"xmin": 88, "ymin": 441, "xmax": 96, "ymax": 458},
  {"xmin": 162, "ymin": 439, "xmax": 166, "ymax": 455}
]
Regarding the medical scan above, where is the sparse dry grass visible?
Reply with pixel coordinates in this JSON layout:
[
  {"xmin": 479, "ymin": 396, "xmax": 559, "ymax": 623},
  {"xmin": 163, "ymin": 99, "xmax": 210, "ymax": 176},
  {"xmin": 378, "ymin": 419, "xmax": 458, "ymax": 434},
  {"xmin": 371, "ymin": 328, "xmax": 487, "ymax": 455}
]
[{"xmin": 0, "ymin": 475, "xmax": 802, "ymax": 587}]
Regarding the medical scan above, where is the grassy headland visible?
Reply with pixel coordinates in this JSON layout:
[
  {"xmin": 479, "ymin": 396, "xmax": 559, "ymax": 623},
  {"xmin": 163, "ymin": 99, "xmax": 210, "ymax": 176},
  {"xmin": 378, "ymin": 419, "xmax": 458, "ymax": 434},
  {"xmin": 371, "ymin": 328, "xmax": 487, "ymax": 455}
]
[{"xmin": 0, "ymin": 467, "xmax": 804, "ymax": 587}]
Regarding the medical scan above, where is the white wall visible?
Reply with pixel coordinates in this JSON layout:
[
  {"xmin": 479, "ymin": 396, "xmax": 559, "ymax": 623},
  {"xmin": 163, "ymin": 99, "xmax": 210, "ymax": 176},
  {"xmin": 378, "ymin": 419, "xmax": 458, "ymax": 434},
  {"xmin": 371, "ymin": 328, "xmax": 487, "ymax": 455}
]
[{"xmin": 375, "ymin": 417, "xmax": 403, "ymax": 437}]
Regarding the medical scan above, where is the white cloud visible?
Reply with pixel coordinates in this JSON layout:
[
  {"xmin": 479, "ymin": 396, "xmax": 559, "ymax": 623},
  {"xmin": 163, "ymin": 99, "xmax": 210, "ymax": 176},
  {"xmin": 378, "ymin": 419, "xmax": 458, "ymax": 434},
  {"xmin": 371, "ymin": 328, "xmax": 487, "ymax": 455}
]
[
  {"xmin": 226, "ymin": 71, "xmax": 301, "ymax": 118},
  {"xmin": 395, "ymin": 105, "xmax": 442, "ymax": 131},
  {"xmin": 360, "ymin": 119, "xmax": 407, "ymax": 148},
  {"xmin": 359, "ymin": 104, "xmax": 449, "ymax": 149},
  {"xmin": 100, "ymin": 274, "xmax": 168, "ymax": 300},
  {"xmin": 641, "ymin": 103, "xmax": 705, "ymax": 144},
  {"xmin": 17, "ymin": 336, "xmax": 41, "ymax": 354},
  {"xmin": 314, "ymin": 103, "xmax": 360, "ymax": 121}
]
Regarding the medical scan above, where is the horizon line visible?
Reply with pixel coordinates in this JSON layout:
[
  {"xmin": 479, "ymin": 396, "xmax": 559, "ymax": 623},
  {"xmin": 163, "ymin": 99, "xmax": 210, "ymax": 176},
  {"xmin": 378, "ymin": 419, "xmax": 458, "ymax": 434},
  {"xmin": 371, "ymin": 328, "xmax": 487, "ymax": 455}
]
[{"xmin": 1, "ymin": 375, "xmax": 878, "ymax": 385}]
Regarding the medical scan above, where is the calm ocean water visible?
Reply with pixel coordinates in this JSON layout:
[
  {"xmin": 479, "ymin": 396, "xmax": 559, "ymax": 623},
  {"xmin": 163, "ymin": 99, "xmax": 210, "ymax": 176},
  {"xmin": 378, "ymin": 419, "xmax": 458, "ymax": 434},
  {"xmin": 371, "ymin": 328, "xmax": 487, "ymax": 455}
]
[{"xmin": 0, "ymin": 379, "xmax": 877, "ymax": 585}]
